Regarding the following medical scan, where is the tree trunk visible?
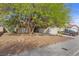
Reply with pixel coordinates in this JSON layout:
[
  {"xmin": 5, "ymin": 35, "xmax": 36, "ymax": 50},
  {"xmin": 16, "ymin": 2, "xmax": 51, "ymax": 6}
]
[
  {"xmin": 28, "ymin": 26, "xmax": 32, "ymax": 34},
  {"xmin": 27, "ymin": 25, "xmax": 35, "ymax": 34},
  {"xmin": 26, "ymin": 16, "xmax": 33, "ymax": 34},
  {"xmin": 14, "ymin": 25, "xmax": 19, "ymax": 33},
  {"xmin": 31, "ymin": 24, "xmax": 36, "ymax": 34}
]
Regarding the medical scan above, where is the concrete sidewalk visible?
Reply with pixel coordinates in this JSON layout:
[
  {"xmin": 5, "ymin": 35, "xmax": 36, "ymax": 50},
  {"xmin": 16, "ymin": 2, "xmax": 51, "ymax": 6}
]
[{"xmin": 15, "ymin": 36, "xmax": 79, "ymax": 56}]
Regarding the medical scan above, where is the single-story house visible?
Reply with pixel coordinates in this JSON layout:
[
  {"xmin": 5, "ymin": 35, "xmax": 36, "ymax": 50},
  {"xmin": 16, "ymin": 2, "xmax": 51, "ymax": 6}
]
[{"xmin": 38, "ymin": 27, "xmax": 65, "ymax": 35}]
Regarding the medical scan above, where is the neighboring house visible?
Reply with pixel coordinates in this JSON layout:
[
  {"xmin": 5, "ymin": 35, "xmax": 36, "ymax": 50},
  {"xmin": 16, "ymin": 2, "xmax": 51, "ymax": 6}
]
[
  {"xmin": 67, "ymin": 24, "xmax": 79, "ymax": 32},
  {"xmin": 64, "ymin": 24, "xmax": 79, "ymax": 36},
  {"xmin": 38, "ymin": 27, "xmax": 64, "ymax": 35},
  {"xmin": 17, "ymin": 28, "xmax": 28, "ymax": 33},
  {"xmin": 47, "ymin": 27, "xmax": 59, "ymax": 35}
]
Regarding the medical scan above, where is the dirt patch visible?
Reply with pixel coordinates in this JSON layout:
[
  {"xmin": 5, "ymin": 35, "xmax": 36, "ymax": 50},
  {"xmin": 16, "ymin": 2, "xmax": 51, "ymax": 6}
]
[{"xmin": 0, "ymin": 33, "xmax": 71, "ymax": 55}]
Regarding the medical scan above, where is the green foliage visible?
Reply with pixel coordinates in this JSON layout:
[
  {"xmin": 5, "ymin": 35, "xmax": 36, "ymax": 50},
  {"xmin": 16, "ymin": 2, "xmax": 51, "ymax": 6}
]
[{"xmin": 0, "ymin": 3, "xmax": 70, "ymax": 33}]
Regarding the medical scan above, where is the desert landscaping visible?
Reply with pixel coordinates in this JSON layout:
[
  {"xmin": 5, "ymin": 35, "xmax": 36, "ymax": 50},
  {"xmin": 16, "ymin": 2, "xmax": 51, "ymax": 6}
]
[{"xmin": 0, "ymin": 33, "xmax": 71, "ymax": 55}]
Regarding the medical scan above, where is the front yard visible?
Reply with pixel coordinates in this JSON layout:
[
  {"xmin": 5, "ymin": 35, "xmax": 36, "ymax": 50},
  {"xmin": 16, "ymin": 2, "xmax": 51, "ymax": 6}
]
[{"xmin": 0, "ymin": 33, "xmax": 71, "ymax": 55}]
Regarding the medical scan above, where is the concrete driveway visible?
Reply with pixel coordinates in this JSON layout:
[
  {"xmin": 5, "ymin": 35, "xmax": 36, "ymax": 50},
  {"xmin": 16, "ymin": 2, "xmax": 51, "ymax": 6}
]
[{"xmin": 15, "ymin": 35, "xmax": 79, "ymax": 56}]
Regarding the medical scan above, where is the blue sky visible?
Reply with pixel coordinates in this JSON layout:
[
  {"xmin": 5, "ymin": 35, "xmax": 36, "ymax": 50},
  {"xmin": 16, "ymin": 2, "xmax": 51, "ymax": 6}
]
[{"xmin": 66, "ymin": 3, "xmax": 79, "ymax": 25}]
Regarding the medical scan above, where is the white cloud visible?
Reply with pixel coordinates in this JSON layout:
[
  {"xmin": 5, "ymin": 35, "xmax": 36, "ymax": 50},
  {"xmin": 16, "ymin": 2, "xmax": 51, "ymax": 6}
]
[{"xmin": 72, "ymin": 18, "xmax": 79, "ymax": 26}]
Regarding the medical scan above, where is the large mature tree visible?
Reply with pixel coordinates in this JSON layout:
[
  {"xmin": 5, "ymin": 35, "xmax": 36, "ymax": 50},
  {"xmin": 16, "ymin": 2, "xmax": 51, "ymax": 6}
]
[{"xmin": 0, "ymin": 3, "xmax": 70, "ymax": 34}]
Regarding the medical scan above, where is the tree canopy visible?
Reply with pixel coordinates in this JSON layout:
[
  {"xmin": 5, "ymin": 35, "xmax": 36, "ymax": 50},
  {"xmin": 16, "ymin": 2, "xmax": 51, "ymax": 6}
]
[{"xmin": 0, "ymin": 3, "xmax": 70, "ymax": 33}]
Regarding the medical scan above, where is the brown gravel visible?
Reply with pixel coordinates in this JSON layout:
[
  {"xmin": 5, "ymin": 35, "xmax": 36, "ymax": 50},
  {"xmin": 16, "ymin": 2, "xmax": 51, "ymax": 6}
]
[{"xmin": 0, "ymin": 33, "xmax": 71, "ymax": 55}]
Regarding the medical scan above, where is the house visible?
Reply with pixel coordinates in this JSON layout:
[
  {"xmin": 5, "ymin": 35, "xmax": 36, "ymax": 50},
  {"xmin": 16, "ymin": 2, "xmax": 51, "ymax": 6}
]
[
  {"xmin": 64, "ymin": 23, "xmax": 79, "ymax": 36},
  {"xmin": 67, "ymin": 24, "xmax": 79, "ymax": 32},
  {"xmin": 38, "ymin": 27, "xmax": 63, "ymax": 35}
]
